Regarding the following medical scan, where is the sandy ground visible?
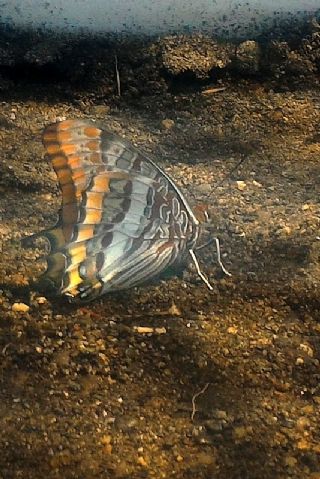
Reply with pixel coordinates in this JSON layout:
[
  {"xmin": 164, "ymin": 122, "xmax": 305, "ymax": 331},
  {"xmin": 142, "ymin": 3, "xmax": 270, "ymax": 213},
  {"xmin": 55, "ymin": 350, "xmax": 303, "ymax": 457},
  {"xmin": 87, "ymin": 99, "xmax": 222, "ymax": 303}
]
[{"xmin": 0, "ymin": 38, "xmax": 319, "ymax": 478}]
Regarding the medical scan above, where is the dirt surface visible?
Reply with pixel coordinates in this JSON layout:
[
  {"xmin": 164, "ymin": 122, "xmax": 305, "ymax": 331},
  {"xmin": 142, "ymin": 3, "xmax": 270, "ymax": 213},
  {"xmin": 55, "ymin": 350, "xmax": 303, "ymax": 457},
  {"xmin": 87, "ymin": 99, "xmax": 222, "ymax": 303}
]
[{"xmin": 0, "ymin": 34, "xmax": 320, "ymax": 479}]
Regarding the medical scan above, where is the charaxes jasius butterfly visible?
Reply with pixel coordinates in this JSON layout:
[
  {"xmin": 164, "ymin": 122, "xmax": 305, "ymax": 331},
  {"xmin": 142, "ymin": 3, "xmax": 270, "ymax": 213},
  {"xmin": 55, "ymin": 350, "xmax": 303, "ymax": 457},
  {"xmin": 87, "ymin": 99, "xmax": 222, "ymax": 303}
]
[{"xmin": 36, "ymin": 119, "xmax": 228, "ymax": 301}]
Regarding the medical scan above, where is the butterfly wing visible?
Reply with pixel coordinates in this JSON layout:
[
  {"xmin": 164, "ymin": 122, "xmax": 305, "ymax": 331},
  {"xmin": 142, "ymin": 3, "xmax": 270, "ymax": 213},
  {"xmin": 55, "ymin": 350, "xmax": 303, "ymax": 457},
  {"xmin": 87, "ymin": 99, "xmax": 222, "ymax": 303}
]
[{"xmin": 41, "ymin": 119, "xmax": 199, "ymax": 300}]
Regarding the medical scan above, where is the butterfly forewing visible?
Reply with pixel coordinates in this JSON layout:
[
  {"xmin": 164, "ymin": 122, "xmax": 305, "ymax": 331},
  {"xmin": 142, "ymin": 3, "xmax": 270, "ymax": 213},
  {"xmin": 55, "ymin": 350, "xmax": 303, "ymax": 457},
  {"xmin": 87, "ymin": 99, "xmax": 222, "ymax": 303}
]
[{"xmin": 41, "ymin": 119, "xmax": 200, "ymax": 300}]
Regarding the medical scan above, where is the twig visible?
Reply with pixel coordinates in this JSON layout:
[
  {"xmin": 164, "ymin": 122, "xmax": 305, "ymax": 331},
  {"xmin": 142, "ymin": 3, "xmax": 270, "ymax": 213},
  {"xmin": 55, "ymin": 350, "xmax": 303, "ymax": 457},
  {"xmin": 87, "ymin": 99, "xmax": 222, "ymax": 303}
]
[
  {"xmin": 115, "ymin": 55, "xmax": 121, "ymax": 97},
  {"xmin": 133, "ymin": 326, "xmax": 167, "ymax": 334},
  {"xmin": 191, "ymin": 383, "xmax": 209, "ymax": 421},
  {"xmin": 202, "ymin": 86, "xmax": 226, "ymax": 95}
]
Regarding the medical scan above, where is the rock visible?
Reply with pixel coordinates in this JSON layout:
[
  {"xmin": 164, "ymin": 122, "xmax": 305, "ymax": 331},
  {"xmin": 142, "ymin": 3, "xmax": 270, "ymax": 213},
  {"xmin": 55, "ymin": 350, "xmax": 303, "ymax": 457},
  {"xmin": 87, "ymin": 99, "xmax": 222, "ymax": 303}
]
[
  {"xmin": 301, "ymin": 405, "xmax": 314, "ymax": 414},
  {"xmin": 236, "ymin": 181, "xmax": 247, "ymax": 191},
  {"xmin": 296, "ymin": 439, "xmax": 311, "ymax": 450},
  {"xmin": 212, "ymin": 410, "xmax": 228, "ymax": 420},
  {"xmin": 266, "ymin": 41, "xmax": 290, "ymax": 74},
  {"xmin": 195, "ymin": 183, "xmax": 212, "ymax": 194},
  {"xmin": 36, "ymin": 296, "xmax": 47, "ymax": 304},
  {"xmin": 266, "ymin": 37, "xmax": 317, "ymax": 76},
  {"xmin": 205, "ymin": 420, "xmax": 224, "ymax": 433},
  {"xmin": 252, "ymin": 180, "xmax": 262, "ymax": 187},
  {"xmin": 300, "ymin": 31, "xmax": 320, "ymax": 72},
  {"xmin": 280, "ymin": 226, "xmax": 292, "ymax": 236},
  {"xmin": 161, "ymin": 34, "xmax": 232, "ymax": 78},
  {"xmin": 299, "ymin": 343, "xmax": 314, "ymax": 357},
  {"xmin": 235, "ymin": 41, "xmax": 261, "ymax": 74},
  {"xmin": 227, "ymin": 326, "xmax": 238, "ymax": 335},
  {"xmin": 101, "ymin": 435, "xmax": 112, "ymax": 455},
  {"xmin": 89, "ymin": 105, "xmax": 111, "ymax": 117},
  {"xmin": 161, "ymin": 119, "xmax": 175, "ymax": 130},
  {"xmin": 284, "ymin": 455, "xmax": 297, "ymax": 467},
  {"xmin": 168, "ymin": 302, "xmax": 181, "ymax": 316},
  {"xmin": 137, "ymin": 456, "xmax": 148, "ymax": 467},
  {"xmin": 296, "ymin": 417, "xmax": 311, "ymax": 431},
  {"xmin": 196, "ymin": 451, "xmax": 216, "ymax": 466},
  {"xmin": 233, "ymin": 426, "xmax": 253, "ymax": 440},
  {"xmin": 12, "ymin": 302, "xmax": 30, "ymax": 313}
]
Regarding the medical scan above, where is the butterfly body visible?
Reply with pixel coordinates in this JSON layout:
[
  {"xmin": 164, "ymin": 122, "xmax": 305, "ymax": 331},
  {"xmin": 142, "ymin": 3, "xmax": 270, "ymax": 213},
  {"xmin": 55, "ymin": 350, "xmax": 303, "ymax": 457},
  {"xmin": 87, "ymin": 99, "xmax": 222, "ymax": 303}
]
[{"xmin": 40, "ymin": 120, "xmax": 202, "ymax": 301}]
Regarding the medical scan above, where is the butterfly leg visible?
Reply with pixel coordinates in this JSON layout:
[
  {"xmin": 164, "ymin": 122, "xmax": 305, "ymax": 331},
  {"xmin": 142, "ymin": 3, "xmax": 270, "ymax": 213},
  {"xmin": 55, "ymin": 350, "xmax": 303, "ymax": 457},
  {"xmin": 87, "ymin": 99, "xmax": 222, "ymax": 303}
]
[
  {"xmin": 195, "ymin": 237, "xmax": 232, "ymax": 277},
  {"xmin": 213, "ymin": 237, "xmax": 232, "ymax": 277},
  {"xmin": 188, "ymin": 249, "xmax": 214, "ymax": 291}
]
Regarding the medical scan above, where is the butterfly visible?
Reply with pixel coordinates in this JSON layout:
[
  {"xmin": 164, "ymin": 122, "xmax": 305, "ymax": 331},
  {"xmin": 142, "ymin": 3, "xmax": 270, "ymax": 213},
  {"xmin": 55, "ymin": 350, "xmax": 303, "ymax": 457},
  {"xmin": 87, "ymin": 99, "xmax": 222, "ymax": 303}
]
[{"xmin": 37, "ymin": 119, "xmax": 220, "ymax": 301}]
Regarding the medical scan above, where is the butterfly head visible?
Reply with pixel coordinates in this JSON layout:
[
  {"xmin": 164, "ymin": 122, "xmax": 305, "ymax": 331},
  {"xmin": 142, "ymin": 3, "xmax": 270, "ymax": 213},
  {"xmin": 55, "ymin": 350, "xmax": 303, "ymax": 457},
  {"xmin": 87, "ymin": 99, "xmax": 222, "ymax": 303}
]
[{"xmin": 193, "ymin": 203, "xmax": 213, "ymax": 228}]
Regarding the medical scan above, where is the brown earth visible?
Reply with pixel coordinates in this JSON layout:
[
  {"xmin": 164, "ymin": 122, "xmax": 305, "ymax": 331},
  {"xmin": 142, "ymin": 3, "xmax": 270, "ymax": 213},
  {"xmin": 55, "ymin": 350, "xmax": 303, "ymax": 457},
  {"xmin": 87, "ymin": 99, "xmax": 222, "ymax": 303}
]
[{"xmin": 0, "ymin": 35, "xmax": 319, "ymax": 479}]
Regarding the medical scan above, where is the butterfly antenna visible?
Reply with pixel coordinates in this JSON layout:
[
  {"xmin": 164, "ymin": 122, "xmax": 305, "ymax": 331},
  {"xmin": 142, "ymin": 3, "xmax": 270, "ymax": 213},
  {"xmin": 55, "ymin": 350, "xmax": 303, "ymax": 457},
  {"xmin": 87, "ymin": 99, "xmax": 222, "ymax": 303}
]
[
  {"xmin": 115, "ymin": 55, "xmax": 121, "ymax": 97},
  {"xmin": 191, "ymin": 156, "xmax": 248, "ymax": 279},
  {"xmin": 195, "ymin": 237, "xmax": 232, "ymax": 277},
  {"xmin": 204, "ymin": 155, "xmax": 247, "ymax": 199}
]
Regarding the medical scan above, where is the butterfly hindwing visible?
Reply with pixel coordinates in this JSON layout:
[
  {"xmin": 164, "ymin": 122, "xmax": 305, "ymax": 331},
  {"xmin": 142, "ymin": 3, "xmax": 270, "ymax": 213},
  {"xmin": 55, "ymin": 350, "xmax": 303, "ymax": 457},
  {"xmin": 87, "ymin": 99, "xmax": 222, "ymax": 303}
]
[{"xmin": 41, "ymin": 119, "xmax": 199, "ymax": 300}]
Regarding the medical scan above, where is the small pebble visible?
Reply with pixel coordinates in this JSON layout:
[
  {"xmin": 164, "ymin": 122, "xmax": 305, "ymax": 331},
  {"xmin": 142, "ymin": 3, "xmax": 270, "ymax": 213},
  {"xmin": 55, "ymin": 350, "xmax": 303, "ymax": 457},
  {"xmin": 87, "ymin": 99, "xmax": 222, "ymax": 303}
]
[
  {"xmin": 236, "ymin": 180, "xmax": 247, "ymax": 191},
  {"xmin": 36, "ymin": 296, "xmax": 47, "ymax": 304},
  {"xmin": 12, "ymin": 302, "xmax": 30, "ymax": 313},
  {"xmin": 212, "ymin": 410, "xmax": 228, "ymax": 420},
  {"xmin": 89, "ymin": 105, "xmax": 110, "ymax": 116},
  {"xmin": 101, "ymin": 435, "xmax": 112, "ymax": 454},
  {"xmin": 137, "ymin": 456, "xmax": 148, "ymax": 467},
  {"xmin": 227, "ymin": 326, "xmax": 238, "ymax": 335},
  {"xmin": 296, "ymin": 438, "xmax": 311, "ymax": 450},
  {"xmin": 205, "ymin": 420, "xmax": 223, "ymax": 433},
  {"xmin": 296, "ymin": 417, "xmax": 310, "ymax": 430},
  {"xmin": 161, "ymin": 119, "xmax": 175, "ymax": 129},
  {"xmin": 252, "ymin": 180, "xmax": 262, "ymax": 187},
  {"xmin": 299, "ymin": 343, "xmax": 314, "ymax": 357},
  {"xmin": 196, "ymin": 452, "xmax": 216, "ymax": 466},
  {"xmin": 284, "ymin": 456, "xmax": 297, "ymax": 467},
  {"xmin": 168, "ymin": 302, "xmax": 181, "ymax": 316},
  {"xmin": 101, "ymin": 435, "xmax": 112, "ymax": 445},
  {"xmin": 233, "ymin": 426, "xmax": 253, "ymax": 440}
]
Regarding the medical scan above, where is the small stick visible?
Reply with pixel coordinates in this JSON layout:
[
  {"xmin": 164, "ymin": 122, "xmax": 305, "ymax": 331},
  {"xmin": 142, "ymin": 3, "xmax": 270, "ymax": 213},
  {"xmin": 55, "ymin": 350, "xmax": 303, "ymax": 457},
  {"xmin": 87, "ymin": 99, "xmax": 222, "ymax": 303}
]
[
  {"xmin": 115, "ymin": 55, "xmax": 121, "ymax": 96},
  {"xmin": 191, "ymin": 383, "xmax": 210, "ymax": 421},
  {"xmin": 202, "ymin": 87, "xmax": 226, "ymax": 95},
  {"xmin": 133, "ymin": 326, "xmax": 167, "ymax": 334},
  {"xmin": 189, "ymin": 249, "xmax": 213, "ymax": 290}
]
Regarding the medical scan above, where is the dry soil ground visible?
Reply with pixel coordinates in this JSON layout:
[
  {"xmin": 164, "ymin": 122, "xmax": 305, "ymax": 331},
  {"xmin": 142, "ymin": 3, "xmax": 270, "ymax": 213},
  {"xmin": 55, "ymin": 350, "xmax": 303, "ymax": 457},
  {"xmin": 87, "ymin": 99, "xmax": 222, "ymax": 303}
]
[{"xmin": 0, "ymin": 42, "xmax": 319, "ymax": 479}]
